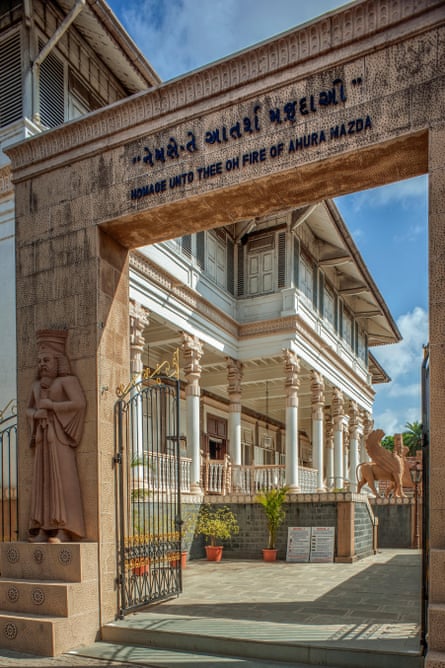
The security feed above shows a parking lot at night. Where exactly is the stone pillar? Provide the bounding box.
[311,370,325,492]
[324,407,334,490]
[332,388,345,489]
[226,357,243,466]
[129,301,149,486]
[182,333,203,494]
[349,401,362,493]
[284,349,300,493]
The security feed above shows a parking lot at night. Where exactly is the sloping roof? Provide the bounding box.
[299,200,401,348]
[56,0,161,92]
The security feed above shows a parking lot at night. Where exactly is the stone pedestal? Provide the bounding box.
[0,542,99,656]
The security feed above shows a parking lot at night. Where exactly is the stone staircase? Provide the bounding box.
[0,542,99,656]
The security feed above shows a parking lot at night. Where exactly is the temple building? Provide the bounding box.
[0,0,398,495]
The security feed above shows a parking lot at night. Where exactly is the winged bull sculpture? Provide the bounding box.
[356,429,414,498]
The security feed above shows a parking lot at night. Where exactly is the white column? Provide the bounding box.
[311,370,325,492]
[349,401,362,493]
[226,357,243,466]
[324,407,334,490]
[129,301,149,487]
[332,387,345,489]
[284,349,300,493]
[343,423,350,487]
[182,333,203,494]
[361,411,374,462]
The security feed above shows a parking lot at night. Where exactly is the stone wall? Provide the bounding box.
[354,501,375,557]
[370,498,414,549]
[183,493,375,562]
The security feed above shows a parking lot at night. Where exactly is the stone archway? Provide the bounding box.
[6,0,445,661]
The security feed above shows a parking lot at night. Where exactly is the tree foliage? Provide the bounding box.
[403,421,423,456]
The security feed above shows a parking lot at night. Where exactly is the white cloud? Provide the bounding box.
[374,405,420,435]
[342,175,427,214]
[112,1,349,80]
[386,382,421,399]
[374,307,428,379]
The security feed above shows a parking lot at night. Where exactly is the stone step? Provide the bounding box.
[0,578,95,617]
[0,610,99,656]
[102,612,424,668]
[70,640,327,668]
[0,542,98,582]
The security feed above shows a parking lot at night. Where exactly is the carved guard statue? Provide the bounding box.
[27,330,86,543]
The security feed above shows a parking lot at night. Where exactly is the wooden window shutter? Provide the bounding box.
[0,31,22,127]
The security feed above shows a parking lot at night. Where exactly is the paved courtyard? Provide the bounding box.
[0,549,422,667]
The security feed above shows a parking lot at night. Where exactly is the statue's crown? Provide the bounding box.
[36,329,68,355]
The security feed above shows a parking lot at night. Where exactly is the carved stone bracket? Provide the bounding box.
[182,333,203,397]
[226,357,243,412]
[283,349,300,407]
[129,300,150,376]
[311,370,325,420]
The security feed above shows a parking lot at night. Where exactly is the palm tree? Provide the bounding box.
[404,421,422,456]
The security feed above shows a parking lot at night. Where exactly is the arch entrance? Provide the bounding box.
[6,0,444,660]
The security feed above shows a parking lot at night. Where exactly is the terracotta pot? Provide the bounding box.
[132,563,150,575]
[262,548,278,562]
[205,545,223,561]
[181,551,187,569]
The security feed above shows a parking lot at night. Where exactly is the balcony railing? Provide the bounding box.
[133,452,319,497]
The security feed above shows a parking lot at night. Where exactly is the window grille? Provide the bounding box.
[39,43,64,128]
[0,30,22,127]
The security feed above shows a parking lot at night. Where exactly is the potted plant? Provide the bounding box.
[195,504,239,561]
[256,486,289,561]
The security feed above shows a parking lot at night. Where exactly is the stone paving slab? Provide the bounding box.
[0,549,423,667]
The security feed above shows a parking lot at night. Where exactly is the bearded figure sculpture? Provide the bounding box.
[26,330,86,543]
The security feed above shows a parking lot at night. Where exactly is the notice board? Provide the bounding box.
[286,526,335,563]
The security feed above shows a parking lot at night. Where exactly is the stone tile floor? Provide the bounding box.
[0,549,422,667]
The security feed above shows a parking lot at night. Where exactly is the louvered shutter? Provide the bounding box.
[39,44,65,128]
[0,31,22,127]
[278,231,286,288]
[227,237,234,295]
[237,244,244,296]
[197,231,205,268]
[182,235,192,259]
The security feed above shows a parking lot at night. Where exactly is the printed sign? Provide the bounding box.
[310,526,335,563]
[286,526,311,562]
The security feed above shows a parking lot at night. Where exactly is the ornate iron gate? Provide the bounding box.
[0,401,18,542]
[115,354,182,616]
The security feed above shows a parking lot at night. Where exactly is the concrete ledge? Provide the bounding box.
[426,650,445,668]
[429,603,445,652]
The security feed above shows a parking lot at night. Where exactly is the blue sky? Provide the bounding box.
[107,0,428,434]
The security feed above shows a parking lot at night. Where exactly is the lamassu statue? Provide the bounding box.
[27,330,86,543]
